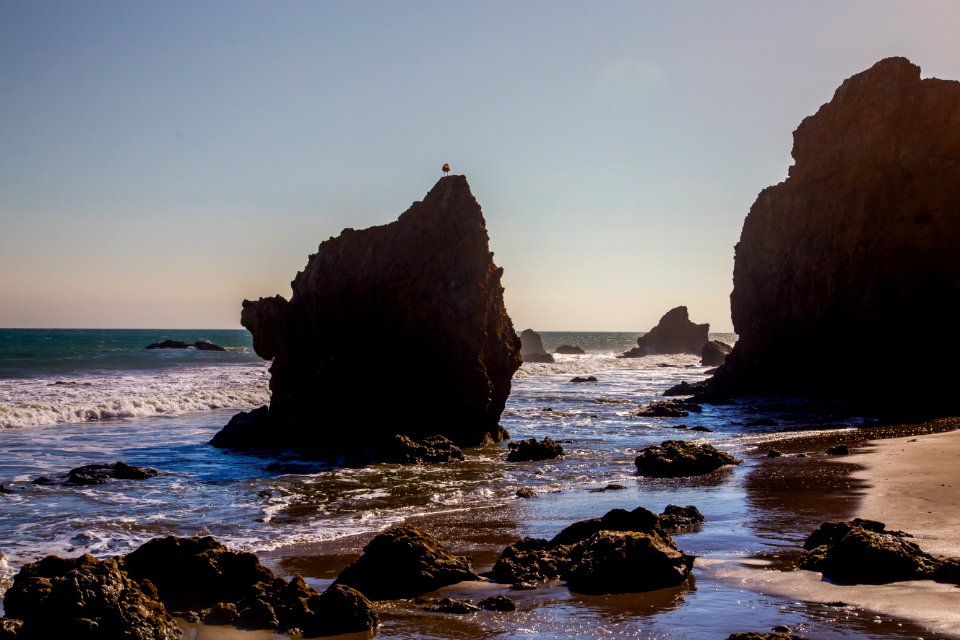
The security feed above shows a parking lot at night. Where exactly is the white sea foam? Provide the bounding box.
[513,352,704,378]
[0,363,270,429]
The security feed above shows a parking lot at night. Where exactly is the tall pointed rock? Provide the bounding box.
[213,176,521,455]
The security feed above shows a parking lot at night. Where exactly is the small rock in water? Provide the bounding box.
[66,462,160,485]
[418,597,479,614]
[516,487,536,498]
[507,438,563,462]
[767,449,783,458]
[657,504,705,530]
[479,595,516,611]
[31,477,52,485]
[589,483,625,493]
[555,345,585,354]
[635,440,741,477]
[689,426,712,432]
[772,626,792,633]
[569,376,598,383]
[0,484,11,495]
[826,444,850,456]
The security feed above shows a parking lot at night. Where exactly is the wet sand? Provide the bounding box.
[713,419,960,639]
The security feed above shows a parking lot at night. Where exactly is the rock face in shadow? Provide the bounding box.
[622,307,708,357]
[700,340,732,366]
[1,554,181,640]
[506,437,563,462]
[211,176,520,455]
[519,329,555,363]
[705,58,960,414]
[797,518,960,585]
[333,525,479,600]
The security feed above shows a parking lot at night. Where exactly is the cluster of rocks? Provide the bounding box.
[386,434,464,464]
[145,340,226,351]
[212,176,520,459]
[636,399,702,418]
[491,505,697,593]
[519,329,554,363]
[0,536,377,639]
[634,440,742,477]
[797,518,960,584]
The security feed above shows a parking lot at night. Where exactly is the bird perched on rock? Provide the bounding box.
[442,163,450,176]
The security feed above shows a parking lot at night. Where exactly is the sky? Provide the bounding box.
[2,1,959,331]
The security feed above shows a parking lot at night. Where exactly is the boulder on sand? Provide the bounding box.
[634,440,741,477]
[333,525,479,600]
[699,58,960,416]
[211,176,520,457]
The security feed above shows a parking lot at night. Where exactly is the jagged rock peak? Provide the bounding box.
[213,175,521,456]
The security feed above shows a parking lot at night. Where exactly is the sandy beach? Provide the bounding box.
[712,425,960,639]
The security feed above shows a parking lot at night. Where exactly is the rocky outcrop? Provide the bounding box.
[704,58,960,414]
[1,554,181,640]
[490,506,694,593]
[569,376,597,383]
[121,535,377,636]
[657,504,705,530]
[146,340,226,351]
[700,340,732,366]
[211,176,520,456]
[333,525,479,600]
[634,440,741,477]
[797,519,960,585]
[636,399,702,418]
[555,345,585,354]
[385,434,464,464]
[506,437,563,462]
[66,462,159,485]
[622,307,709,357]
[519,329,555,363]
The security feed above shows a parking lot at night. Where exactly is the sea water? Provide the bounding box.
[0,329,925,638]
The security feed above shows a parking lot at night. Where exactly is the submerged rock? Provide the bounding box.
[1,554,181,640]
[333,525,479,600]
[555,345,586,354]
[623,307,709,357]
[634,440,742,477]
[569,375,598,383]
[66,461,159,485]
[386,434,464,464]
[636,399,701,418]
[700,340,732,366]
[212,176,520,457]
[797,519,960,585]
[704,58,960,416]
[145,340,226,351]
[507,437,563,462]
[418,597,480,614]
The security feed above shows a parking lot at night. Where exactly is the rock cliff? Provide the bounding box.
[702,58,960,413]
[212,176,520,455]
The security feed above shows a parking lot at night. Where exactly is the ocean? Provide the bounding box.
[0,329,928,638]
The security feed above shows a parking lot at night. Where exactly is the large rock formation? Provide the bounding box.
[622,307,708,357]
[701,58,960,413]
[519,329,555,363]
[212,176,521,455]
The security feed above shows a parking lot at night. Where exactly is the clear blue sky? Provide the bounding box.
[2,1,958,330]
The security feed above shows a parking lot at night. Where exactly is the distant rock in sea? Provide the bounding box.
[555,344,585,354]
[211,176,520,457]
[621,307,708,357]
[519,328,555,363]
[694,57,960,415]
[145,339,226,351]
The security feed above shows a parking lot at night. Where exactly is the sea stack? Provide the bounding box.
[622,306,708,357]
[212,176,521,455]
[706,58,960,413]
[519,329,554,363]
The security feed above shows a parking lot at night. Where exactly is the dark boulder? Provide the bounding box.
[657,504,705,530]
[333,525,479,600]
[619,346,647,358]
[516,487,536,498]
[564,530,694,594]
[491,537,567,585]
[555,345,586,354]
[192,340,226,351]
[767,449,783,458]
[629,307,709,356]
[797,519,960,585]
[636,399,701,418]
[146,340,189,349]
[479,595,516,611]
[507,437,563,462]
[66,462,159,485]
[418,597,479,614]
[1,554,181,640]
[550,506,660,547]
[589,483,625,493]
[635,440,742,477]
[827,444,850,455]
[701,340,732,366]
[725,634,800,640]
[212,176,520,456]
[569,376,597,383]
[703,58,960,416]
[386,434,464,464]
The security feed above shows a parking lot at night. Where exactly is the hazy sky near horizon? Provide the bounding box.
[2,1,959,331]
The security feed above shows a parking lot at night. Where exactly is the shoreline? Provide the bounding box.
[710,420,960,639]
